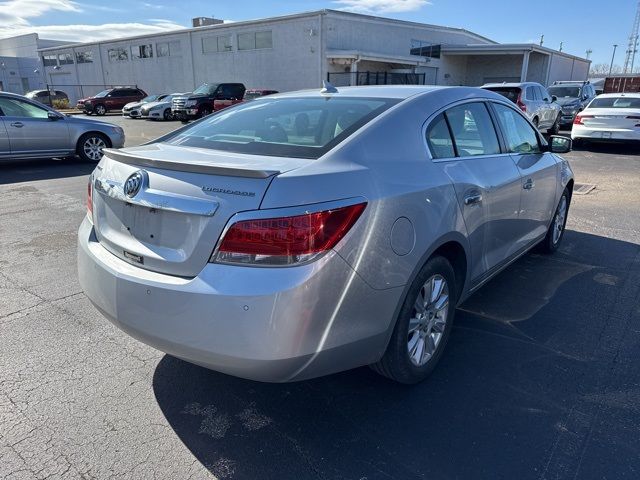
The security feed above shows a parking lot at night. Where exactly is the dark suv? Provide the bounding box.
[78,87,147,116]
[547,81,597,128]
[171,83,246,122]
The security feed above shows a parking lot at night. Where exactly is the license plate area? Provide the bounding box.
[601,131,612,139]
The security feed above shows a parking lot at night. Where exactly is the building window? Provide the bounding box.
[202,35,232,54]
[58,53,74,65]
[157,41,181,57]
[238,31,272,51]
[76,50,93,64]
[108,48,128,62]
[43,55,58,67]
[410,39,441,59]
[132,44,153,59]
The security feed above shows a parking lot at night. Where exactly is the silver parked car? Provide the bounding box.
[482,82,562,134]
[122,94,169,118]
[0,92,125,162]
[78,86,574,384]
[140,93,186,121]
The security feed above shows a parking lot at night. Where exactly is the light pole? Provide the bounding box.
[609,44,618,75]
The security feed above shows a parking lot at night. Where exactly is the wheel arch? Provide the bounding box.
[76,130,112,154]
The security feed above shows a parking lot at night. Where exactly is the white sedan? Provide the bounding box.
[571,93,640,145]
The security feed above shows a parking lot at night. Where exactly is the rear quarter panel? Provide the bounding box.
[260,91,471,293]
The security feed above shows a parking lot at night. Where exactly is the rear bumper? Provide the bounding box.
[77,218,400,382]
[571,125,640,142]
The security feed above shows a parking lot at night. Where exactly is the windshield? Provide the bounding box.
[548,86,580,98]
[485,87,520,103]
[161,96,399,159]
[193,83,219,95]
[588,96,640,108]
[141,95,160,103]
[94,90,110,98]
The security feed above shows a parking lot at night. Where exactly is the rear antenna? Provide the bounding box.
[321,80,338,94]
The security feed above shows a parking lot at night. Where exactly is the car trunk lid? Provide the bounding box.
[91,143,309,277]
[581,108,640,129]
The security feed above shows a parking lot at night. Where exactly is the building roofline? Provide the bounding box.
[442,43,590,63]
[38,9,497,53]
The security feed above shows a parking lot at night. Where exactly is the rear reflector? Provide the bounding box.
[87,180,93,222]
[214,202,367,266]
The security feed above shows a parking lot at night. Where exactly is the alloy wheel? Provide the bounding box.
[407,274,449,367]
[83,136,106,161]
[552,195,567,245]
[95,105,106,115]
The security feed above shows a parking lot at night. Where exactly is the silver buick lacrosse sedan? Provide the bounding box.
[78,85,574,384]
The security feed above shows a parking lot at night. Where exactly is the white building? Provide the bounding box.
[0,33,69,94]
[32,10,590,102]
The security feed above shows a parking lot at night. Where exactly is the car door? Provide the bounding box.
[0,116,10,159]
[426,101,523,282]
[490,101,559,248]
[539,86,558,127]
[0,96,70,156]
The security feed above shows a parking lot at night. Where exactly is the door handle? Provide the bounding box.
[523,179,535,190]
[464,193,483,205]
[10,122,23,128]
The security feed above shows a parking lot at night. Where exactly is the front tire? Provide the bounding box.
[77,132,110,162]
[371,256,457,384]
[94,104,107,116]
[163,109,172,121]
[200,106,212,118]
[539,188,570,253]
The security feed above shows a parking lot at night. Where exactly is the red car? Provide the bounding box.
[78,87,147,116]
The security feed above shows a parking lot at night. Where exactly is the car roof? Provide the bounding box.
[593,92,640,98]
[481,82,541,88]
[271,85,450,100]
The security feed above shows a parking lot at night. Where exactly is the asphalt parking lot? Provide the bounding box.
[1,116,639,479]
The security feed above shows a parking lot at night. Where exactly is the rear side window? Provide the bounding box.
[445,103,500,157]
[426,113,455,159]
[492,103,541,154]
[162,96,399,159]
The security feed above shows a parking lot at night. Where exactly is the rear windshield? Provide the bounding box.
[548,86,580,98]
[588,97,640,108]
[161,97,399,159]
[485,87,520,103]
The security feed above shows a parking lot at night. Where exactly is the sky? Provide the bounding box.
[0,0,637,68]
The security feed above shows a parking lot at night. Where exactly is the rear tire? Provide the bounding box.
[77,132,110,162]
[539,188,570,254]
[371,256,457,384]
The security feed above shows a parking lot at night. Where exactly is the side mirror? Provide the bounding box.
[551,95,558,102]
[47,111,63,121]
[549,135,572,154]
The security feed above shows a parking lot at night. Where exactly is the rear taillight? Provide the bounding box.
[86,180,93,222]
[626,115,640,127]
[573,114,593,125]
[516,92,526,112]
[213,202,367,266]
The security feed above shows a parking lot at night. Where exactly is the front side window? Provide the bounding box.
[538,86,550,101]
[0,98,49,118]
[161,97,399,159]
[426,113,454,159]
[445,103,500,157]
[493,103,541,154]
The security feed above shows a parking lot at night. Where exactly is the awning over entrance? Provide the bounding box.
[326,49,431,67]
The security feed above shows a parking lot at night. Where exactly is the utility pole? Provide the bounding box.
[559,42,563,52]
[539,34,544,46]
[623,1,640,73]
[609,44,618,75]
[585,49,593,60]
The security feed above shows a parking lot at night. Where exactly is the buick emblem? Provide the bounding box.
[124,171,144,198]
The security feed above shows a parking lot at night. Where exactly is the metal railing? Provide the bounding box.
[327,72,426,87]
